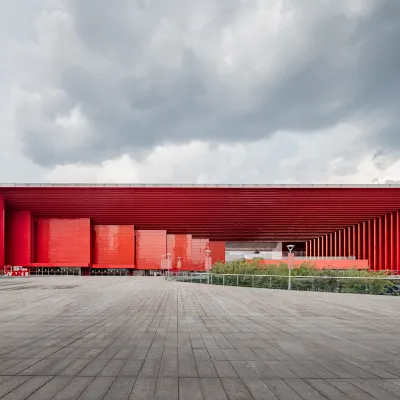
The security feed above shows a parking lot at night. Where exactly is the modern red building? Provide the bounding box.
[0,184,399,275]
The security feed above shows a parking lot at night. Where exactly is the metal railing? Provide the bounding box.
[166,273,400,295]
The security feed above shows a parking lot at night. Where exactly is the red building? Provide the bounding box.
[0,184,399,275]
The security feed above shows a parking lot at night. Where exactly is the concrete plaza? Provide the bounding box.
[1,277,400,399]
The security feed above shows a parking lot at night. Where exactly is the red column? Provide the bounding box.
[379,216,384,270]
[343,228,347,257]
[0,196,4,268]
[362,221,367,260]
[317,237,320,257]
[368,219,374,270]
[305,241,308,257]
[397,211,400,273]
[338,230,342,257]
[384,214,389,270]
[330,233,333,257]
[390,212,395,272]
[348,226,352,257]
[321,236,324,257]
[396,211,400,272]
[325,235,329,257]
[374,218,378,270]
[6,210,32,266]
[352,225,356,259]
[334,231,337,257]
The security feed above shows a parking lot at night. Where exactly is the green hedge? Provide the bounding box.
[208,260,399,295]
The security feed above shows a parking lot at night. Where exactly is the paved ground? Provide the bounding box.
[1,277,400,400]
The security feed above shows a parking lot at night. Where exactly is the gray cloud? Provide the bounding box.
[6,0,400,168]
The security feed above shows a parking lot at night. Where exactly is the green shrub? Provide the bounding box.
[209,260,398,295]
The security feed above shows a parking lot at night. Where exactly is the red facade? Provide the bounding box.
[167,234,192,270]
[209,241,226,264]
[190,238,209,270]
[93,225,135,266]
[35,218,91,266]
[1,184,400,272]
[136,230,167,270]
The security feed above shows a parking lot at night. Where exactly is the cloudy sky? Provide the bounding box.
[1,0,399,184]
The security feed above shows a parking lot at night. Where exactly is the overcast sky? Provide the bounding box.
[1,0,399,184]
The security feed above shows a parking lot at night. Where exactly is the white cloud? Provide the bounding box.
[0,0,398,185]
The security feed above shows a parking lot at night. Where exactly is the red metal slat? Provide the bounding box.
[2,187,400,241]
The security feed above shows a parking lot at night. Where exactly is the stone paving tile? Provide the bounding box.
[0,376,52,400]
[129,377,156,400]
[25,376,73,400]
[2,276,400,399]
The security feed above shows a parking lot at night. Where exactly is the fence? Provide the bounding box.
[166,272,400,296]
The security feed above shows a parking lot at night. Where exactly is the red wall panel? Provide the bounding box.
[35,218,90,265]
[93,225,135,266]
[190,238,209,270]
[167,234,192,270]
[209,241,226,264]
[6,210,32,266]
[136,230,166,269]
[0,197,4,267]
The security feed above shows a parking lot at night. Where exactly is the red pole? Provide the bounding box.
[317,237,320,257]
[325,234,329,257]
[397,211,400,273]
[338,230,342,257]
[334,231,337,257]
[321,236,324,257]
[368,219,373,270]
[390,212,394,272]
[374,218,378,271]
[348,226,352,257]
[379,216,384,270]
[343,228,347,257]
[363,221,367,260]
[330,233,333,257]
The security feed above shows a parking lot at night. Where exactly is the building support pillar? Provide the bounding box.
[390,212,395,272]
[363,221,368,261]
[0,196,4,268]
